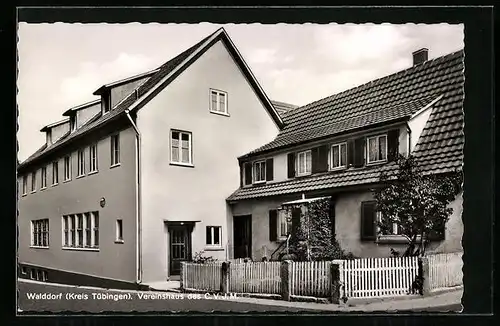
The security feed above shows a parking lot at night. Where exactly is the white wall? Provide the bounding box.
[408,105,434,152]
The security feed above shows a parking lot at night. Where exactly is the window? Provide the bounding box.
[253,161,266,183]
[205,226,222,247]
[376,211,401,236]
[209,89,228,115]
[64,155,71,181]
[89,143,98,173]
[62,211,99,249]
[170,130,192,165]
[31,171,36,192]
[31,219,49,247]
[77,149,85,176]
[297,150,312,176]
[102,93,111,114]
[111,134,120,166]
[52,161,59,185]
[116,219,123,242]
[70,116,77,132]
[278,210,289,239]
[40,166,47,189]
[331,142,348,170]
[22,175,28,195]
[367,134,388,164]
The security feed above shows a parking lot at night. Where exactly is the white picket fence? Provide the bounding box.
[181,262,222,292]
[427,251,463,291]
[342,257,419,299]
[228,261,281,294]
[290,261,331,297]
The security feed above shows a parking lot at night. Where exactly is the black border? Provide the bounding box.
[3,4,495,326]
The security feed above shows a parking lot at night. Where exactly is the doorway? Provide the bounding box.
[168,224,192,276]
[233,215,252,259]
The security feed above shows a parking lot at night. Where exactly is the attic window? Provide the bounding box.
[102,92,111,114]
[46,130,52,144]
[70,116,77,132]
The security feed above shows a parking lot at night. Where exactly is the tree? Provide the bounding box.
[372,154,462,257]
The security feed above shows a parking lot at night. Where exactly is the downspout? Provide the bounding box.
[125,108,142,284]
[406,122,412,155]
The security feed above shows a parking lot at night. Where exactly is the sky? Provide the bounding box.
[17,23,464,162]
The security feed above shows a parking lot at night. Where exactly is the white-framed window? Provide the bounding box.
[253,160,266,183]
[64,155,72,181]
[170,130,193,165]
[31,219,49,247]
[209,89,228,115]
[205,226,222,247]
[331,142,348,170]
[278,210,289,240]
[376,211,401,236]
[77,149,85,176]
[40,166,47,189]
[89,143,98,173]
[62,211,99,249]
[111,134,120,166]
[52,161,59,185]
[367,134,388,164]
[116,219,123,242]
[297,150,312,176]
[31,171,36,192]
[22,175,28,195]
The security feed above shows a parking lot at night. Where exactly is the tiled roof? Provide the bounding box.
[228,49,464,201]
[271,100,298,116]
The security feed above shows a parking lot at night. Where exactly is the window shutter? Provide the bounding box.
[287,153,295,178]
[317,145,329,172]
[266,158,274,181]
[347,140,355,167]
[360,201,377,241]
[205,226,211,245]
[354,137,365,168]
[239,162,243,187]
[387,129,400,161]
[269,210,278,241]
[311,147,319,173]
[244,162,252,185]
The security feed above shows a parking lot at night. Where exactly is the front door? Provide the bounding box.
[233,215,252,259]
[168,225,192,276]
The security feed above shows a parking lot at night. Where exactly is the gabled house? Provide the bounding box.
[227,48,464,261]
[17,27,284,287]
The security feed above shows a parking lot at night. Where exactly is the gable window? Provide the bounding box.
[111,134,120,166]
[209,89,228,115]
[64,155,72,181]
[52,161,59,185]
[89,143,98,173]
[206,226,222,247]
[22,175,28,195]
[170,130,192,165]
[116,219,123,242]
[331,142,347,170]
[62,211,99,249]
[31,171,36,192]
[31,219,49,248]
[367,134,387,164]
[40,166,47,189]
[253,160,266,183]
[297,150,312,176]
[77,149,85,177]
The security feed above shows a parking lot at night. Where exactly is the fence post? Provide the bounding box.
[179,262,185,292]
[418,256,431,296]
[221,261,230,293]
[280,260,292,301]
[329,261,342,304]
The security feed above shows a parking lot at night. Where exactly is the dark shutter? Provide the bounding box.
[387,129,400,161]
[266,158,274,181]
[318,145,329,172]
[354,137,365,168]
[239,162,243,187]
[360,201,377,241]
[287,153,295,178]
[347,140,355,167]
[311,147,319,173]
[269,210,278,241]
[244,163,252,185]
[206,226,211,245]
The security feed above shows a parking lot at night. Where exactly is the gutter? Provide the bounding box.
[124,109,142,284]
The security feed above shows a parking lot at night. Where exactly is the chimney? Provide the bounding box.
[412,48,428,66]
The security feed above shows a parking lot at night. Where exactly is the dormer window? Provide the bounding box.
[46,130,52,145]
[102,92,111,114]
[70,116,77,132]
[367,134,388,164]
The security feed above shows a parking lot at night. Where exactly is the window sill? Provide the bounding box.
[209,110,230,117]
[376,235,416,244]
[170,162,194,168]
[330,166,347,172]
[366,160,387,167]
[204,246,224,251]
[30,246,49,249]
[63,179,71,183]
[296,172,312,178]
[22,193,27,197]
[253,180,266,185]
[76,174,86,179]
[40,187,47,191]
[115,240,124,244]
[88,170,99,176]
[277,237,288,242]
[62,247,100,252]
[110,163,121,169]
[51,183,58,187]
